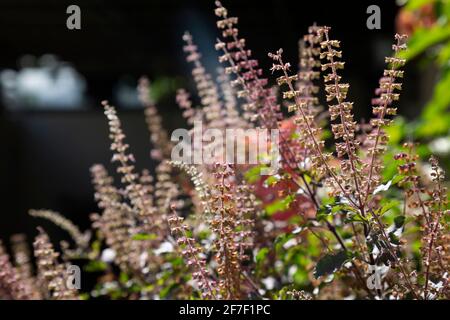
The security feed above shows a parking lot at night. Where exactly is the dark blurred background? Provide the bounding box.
[1,0,430,242]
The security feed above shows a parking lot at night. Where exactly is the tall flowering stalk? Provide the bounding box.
[138,76,172,161]
[168,206,218,299]
[154,161,179,214]
[29,209,90,250]
[318,27,363,206]
[217,67,249,129]
[293,25,324,168]
[102,101,159,235]
[170,161,213,215]
[269,28,419,298]
[215,1,328,191]
[170,161,256,299]
[362,34,408,202]
[176,88,203,125]
[182,32,224,130]
[1,0,449,301]
[268,47,348,201]
[0,241,34,300]
[9,234,41,299]
[395,147,449,299]
[235,183,256,263]
[33,228,79,300]
[214,1,304,173]
[422,157,448,299]
[214,1,281,130]
[90,164,137,273]
[210,164,243,299]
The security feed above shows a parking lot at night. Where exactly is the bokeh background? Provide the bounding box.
[0,0,447,242]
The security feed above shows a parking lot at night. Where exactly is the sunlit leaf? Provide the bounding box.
[244,164,266,183]
[377,200,400,216]
[256,248,270,264]
[314,250,352,278]
[391,174,406,186]
[132,233,158,241]
[405,0,434,11]
[265,194,295,215]
[418,70,450,137]
[399,25,450,61]
[84,260,107,272]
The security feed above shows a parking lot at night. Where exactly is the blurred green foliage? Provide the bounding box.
[398,0,450,138]
[149,76,184,103]
[394,0,450,172]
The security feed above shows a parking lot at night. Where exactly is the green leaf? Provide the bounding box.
[255,248,270,264]
[244,165,266,183]
[265,194,295,215]
[316,205,332,221]
[443,0,450,23]
[303,174,312,185]
[291,131,300,140]
[84,260,107,272]
[394,215,406,229]
[344,212,368,224]
[132,233,158,241]
[405,0,434,11]
[389,232,401,245]
[148,76,183,103]
[314,250,352,278]
[274,233,294,252]
[317,203,356,222]
[79,293,90,300]
[385,117,405,145]
[159,283,178,298]
[399,25,450,61]
[90,239,102,256]
[264,175,280,187]
[119,272,129,284]
[391,174,406,186]
[377,200,400,216]
[418,70,450,137]
[170,256,184,267]
[321,129,332,140]
[437,41,450,65]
